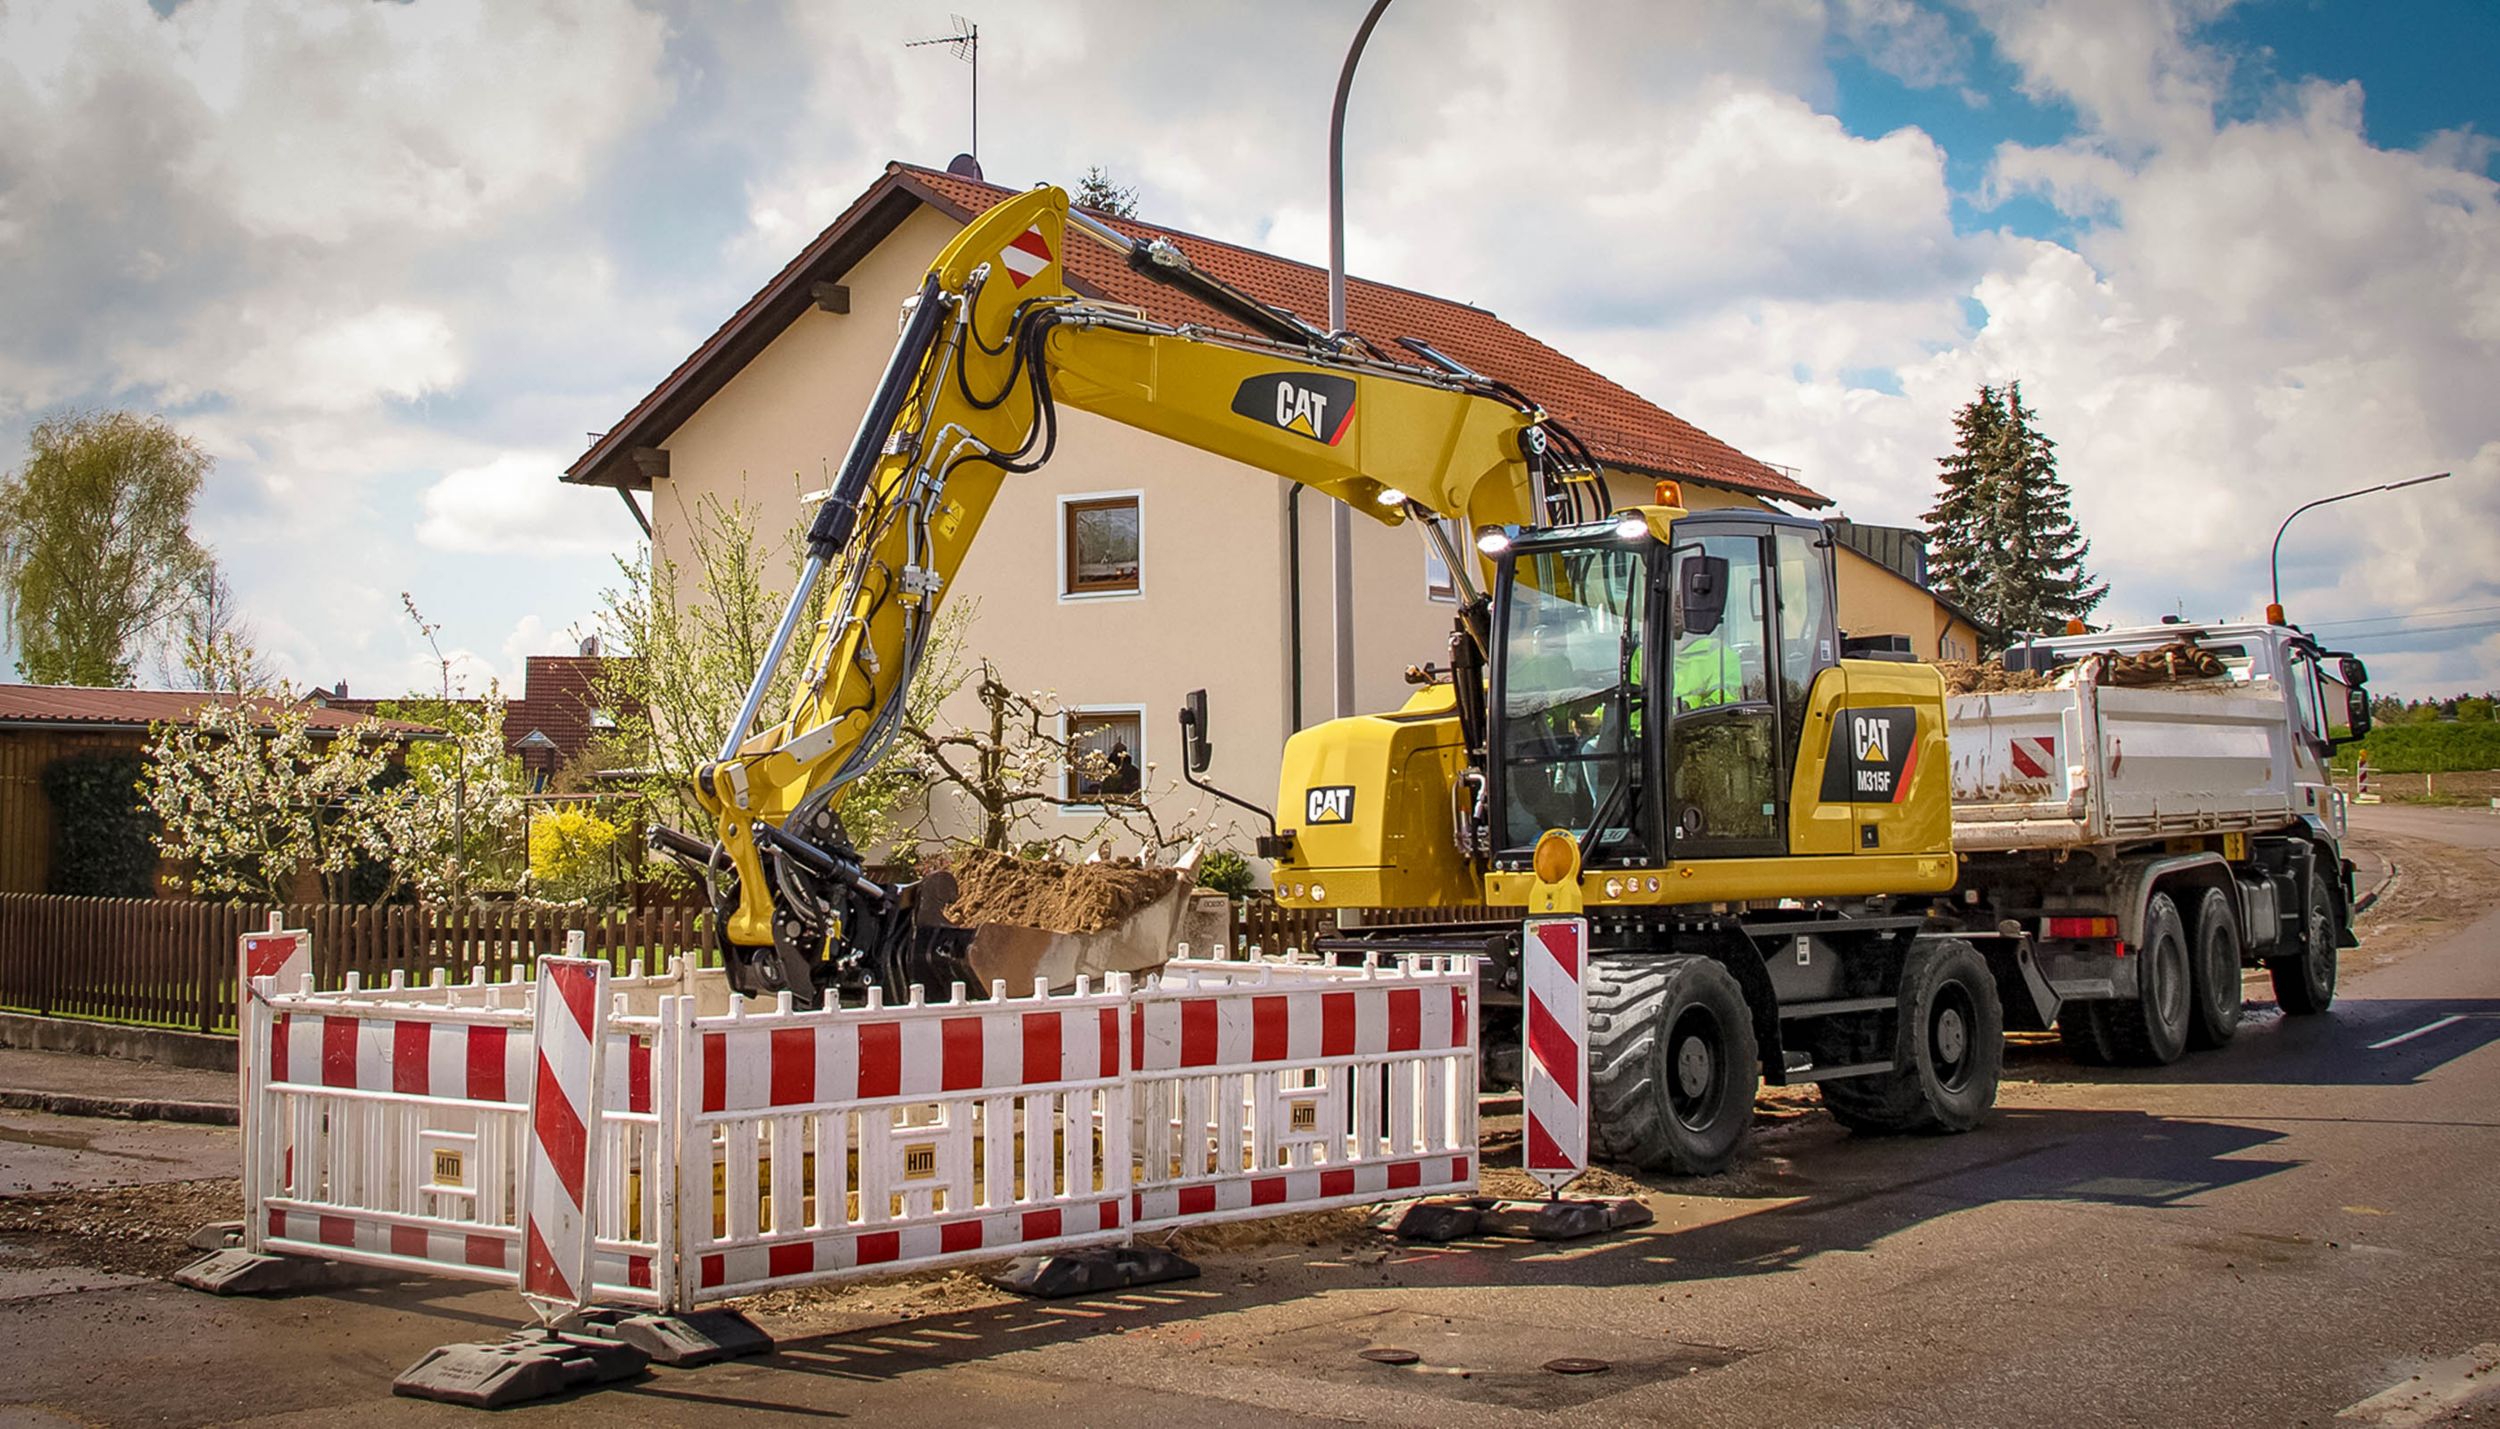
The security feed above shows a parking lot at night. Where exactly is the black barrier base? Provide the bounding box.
[573,1307,774,1366]
[393,1329,649,1408]
[171,1248,401,1295]
[1374,1195,1654,1243]
[990,1245,1200,1299]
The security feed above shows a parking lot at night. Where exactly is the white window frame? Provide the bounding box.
[1058,489,1145,602]
[1059,702,1148,813]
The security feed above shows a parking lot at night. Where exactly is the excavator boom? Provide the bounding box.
[668,185,1605,1001]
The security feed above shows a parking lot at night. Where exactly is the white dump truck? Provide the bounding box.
[1933,620,2374,1064]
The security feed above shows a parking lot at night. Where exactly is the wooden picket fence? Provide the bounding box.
[0,894,712,1036]
[0,890,1513,1037]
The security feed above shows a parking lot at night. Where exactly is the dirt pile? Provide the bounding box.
[1938,660,2059,694]
[0,1176,241,1278]
[942,848,1184,934]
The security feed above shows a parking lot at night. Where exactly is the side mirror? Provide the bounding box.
[1179,688,1213,774]
[2339,655,2369,687]
[1677,554,1729,638]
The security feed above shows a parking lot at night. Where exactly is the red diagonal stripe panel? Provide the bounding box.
[550,962,597,1036]
[1534,922,1582,980]
[532,1056,589,1207]
[523,1223,572,1300]
[1526,999,1581,1103]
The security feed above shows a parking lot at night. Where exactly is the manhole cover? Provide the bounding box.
[1359,1348,1420,1366]
[1544,1357,1611,1376]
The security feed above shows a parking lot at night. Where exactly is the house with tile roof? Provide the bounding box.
[562,160,1950,856]
[0,685,437,896]
[314,650,625,790]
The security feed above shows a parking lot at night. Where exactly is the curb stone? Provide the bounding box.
[0,1088,238,1126]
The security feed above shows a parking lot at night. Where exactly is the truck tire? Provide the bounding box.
[2058,1002,2116,1066]
[2187,886,2244,1050]
[1586,954,1758,1176]
[2268,867,2340,1015]
[1820,938,2002,1135]
[2103,892,2191,1065]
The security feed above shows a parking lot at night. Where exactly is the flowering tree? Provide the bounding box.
[142,695,397,903]
[361,691,525,903]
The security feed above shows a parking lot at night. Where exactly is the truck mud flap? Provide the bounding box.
[1987,937,2062,1033]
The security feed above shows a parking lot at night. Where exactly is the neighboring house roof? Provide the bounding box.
[504,655,615,765]
[565,161,1827,508]
[0,685,437,736]
[1826,518,1997,641]
[310,654,623,765]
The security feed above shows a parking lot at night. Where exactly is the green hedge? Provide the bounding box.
[2334,720,2500,774]
[40,752,158,898]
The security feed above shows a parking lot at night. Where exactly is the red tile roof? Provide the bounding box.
[568,161,1825,508]
[0,685,438,736]
[504,655,615,765]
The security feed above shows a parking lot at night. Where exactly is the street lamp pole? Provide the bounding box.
[2267,471,2452,624]
[1326,0,1392,720]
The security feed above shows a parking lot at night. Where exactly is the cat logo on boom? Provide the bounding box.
[1232,373,1357,447]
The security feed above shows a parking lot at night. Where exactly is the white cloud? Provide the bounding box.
[419,451,616,555]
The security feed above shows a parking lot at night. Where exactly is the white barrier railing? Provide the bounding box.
[672,977,1134,1304]
[238,948,1477,1319]
[1129,955,1477,1230]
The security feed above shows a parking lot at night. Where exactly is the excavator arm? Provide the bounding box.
[667,185,1607,1001]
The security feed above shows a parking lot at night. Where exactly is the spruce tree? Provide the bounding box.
[1920,381,2105,643]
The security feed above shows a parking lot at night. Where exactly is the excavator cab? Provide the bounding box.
[1272,503,1949,911]
[1486,507,1835,873]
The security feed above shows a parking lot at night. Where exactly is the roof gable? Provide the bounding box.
[568,161,1825,507]
[0,685,438,736]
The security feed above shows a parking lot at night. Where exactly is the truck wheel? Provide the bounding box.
[1586,954,1758,1175]
[2187,886,2244,1050]
[2057,1002,2116,1066]
[1820,938,2002,1135]
[2268,868,2340,1015]
[2103,892,2191,1065]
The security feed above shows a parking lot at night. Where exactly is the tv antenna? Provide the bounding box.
[905,15,980,162]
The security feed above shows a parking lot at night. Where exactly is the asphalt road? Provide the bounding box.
[3,806,2497,1427]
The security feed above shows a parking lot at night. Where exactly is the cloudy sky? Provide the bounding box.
[2,0,2495,697]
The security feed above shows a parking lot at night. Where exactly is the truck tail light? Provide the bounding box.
[2043,916,2118,941]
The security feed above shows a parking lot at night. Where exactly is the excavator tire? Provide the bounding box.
[1820,938,2001,1135]
[2103,892,2192,1065]
[1586,954,1758,1176]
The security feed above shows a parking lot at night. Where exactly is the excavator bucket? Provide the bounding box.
[912,846,1208,994]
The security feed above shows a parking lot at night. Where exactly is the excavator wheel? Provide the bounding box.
[1820,937,2002,1135]
[1586,954,1758,1176]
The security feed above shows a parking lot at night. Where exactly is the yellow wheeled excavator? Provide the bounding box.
[656,183,2016,1175]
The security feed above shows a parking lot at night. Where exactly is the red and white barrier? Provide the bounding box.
[672,976,1133,1304]
[1521,917,1588,1195]
[237,948,1479,1318]
[1129,954,1476,1230]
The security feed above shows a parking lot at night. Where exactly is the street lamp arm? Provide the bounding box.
[2269,471,2452,619]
